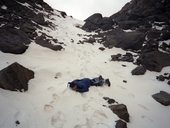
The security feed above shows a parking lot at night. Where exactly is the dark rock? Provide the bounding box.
[103,29,145,50]
[111,54,122,61]
[156,75,165,81]
[15,120,20,126]
[98,17,114,31]
[0,62,34,92]
[0,27,30,54]
[115,120,127,128]
[99,47,105,51]
[141,40,158,53]
[161,31,170,40]
[121,53,134,62]
[103,97,110,101]
[82,13,103,31]
[109,104,130,122]
[111,0,170,22]
[83,37,96,44]
[137,51,170,72]
[168,81,170,85]
[108,99,115,104]
[123,80,127,83]
[60,11,67,18]
[152,91,170,106]
[82,13,115,31]
[111,53,134,62]
[118,20,141,30]
[32,13,46,25]
[131,66,146,75]
[122,65,127,67]
[147,29,161,40]
[35,35,63,51]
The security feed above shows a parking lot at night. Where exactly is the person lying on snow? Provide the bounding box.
[68,75,110,93]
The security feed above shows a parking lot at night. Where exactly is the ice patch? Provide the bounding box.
[1,5,7,10]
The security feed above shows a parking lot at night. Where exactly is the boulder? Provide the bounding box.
[109,104,130,122]
[152,91,170,106]
[0,27,30,54]
[103,29,145,50]
[82,13,114,31]
[0,62,34,91]
[156,75,165,81]
[111,53,134,62]
[137,51,170,72]
[115,120,127,128]
[99,47,105,51]
[131,66,146,75]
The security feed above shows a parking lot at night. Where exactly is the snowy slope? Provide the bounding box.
[0,9,170,128]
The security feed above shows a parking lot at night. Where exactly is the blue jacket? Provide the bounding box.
[71,78,92,92]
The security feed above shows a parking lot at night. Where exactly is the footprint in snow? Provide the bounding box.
[50,93,60,104]
[47,86,56,92]
[51,112,66,128]
[44,104,54,112]
[54,72,62,79]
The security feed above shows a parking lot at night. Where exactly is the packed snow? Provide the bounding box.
[0,10,170,128]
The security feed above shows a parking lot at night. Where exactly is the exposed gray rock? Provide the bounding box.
[0,62,34,92]
[115,120,127,128]
[35,34,63,51]
[156,75,165,81]
[0,27,30,54]
[137,51,170,72]
[82,13,115,31]
[152,91,170,106]
[131,66,146,75]
[103,29,145,50]
[109,104,130,122]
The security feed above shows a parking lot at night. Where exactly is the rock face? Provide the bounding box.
[137,51,170,72]
[109,104,130,122]
[111,53,134,62]
[0,0,64,54]
[82,13,115,31]
[111,0,170,23]
[0,62,34,91]
[152,91,170,106]
[101,28,145,50]
[0,28,30,54]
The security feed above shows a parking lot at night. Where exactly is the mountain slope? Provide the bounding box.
[0,0,170,128]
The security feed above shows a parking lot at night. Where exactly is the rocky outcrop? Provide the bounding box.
[152,91,170,106]
[111,53,134,62]
[0,62,34,92]
[82,13,115,31]
[0,27,30,54]
[137,51,170,72]
[82,0,170,72]
[0,0,65,54]
[111,0,170,23]
[101,29,145,50]
[35,34,63,51]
